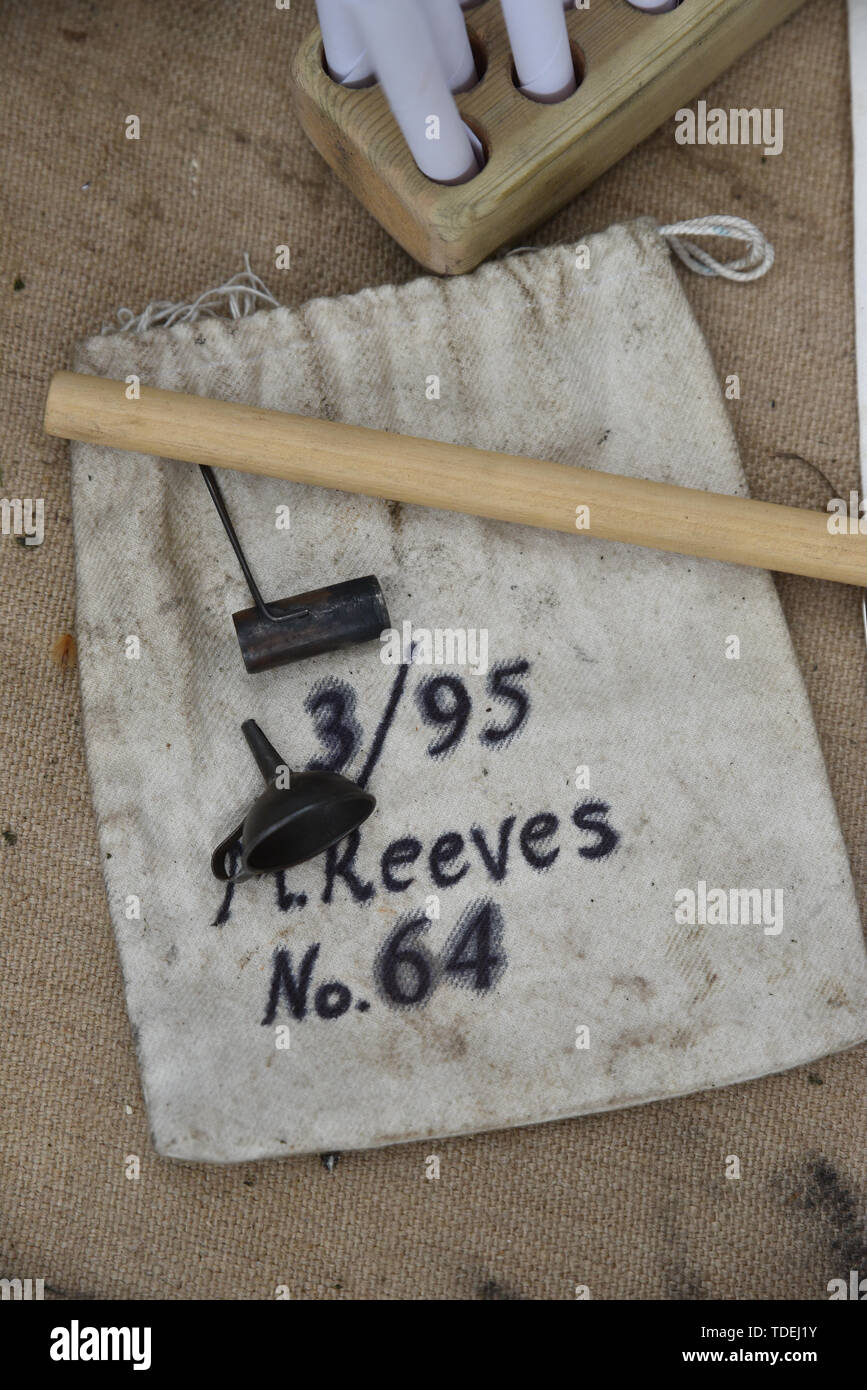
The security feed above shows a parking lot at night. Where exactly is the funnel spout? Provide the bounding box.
[241,719,287,783]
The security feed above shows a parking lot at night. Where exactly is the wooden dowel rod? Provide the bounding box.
[44,370,867,587]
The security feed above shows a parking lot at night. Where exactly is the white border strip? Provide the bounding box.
[849,0,867,496]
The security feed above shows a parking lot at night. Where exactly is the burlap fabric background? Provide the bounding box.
[1,0,864,1299]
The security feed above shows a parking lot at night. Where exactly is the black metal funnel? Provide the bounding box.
[200,465,389,673]
[211,720,375,884]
